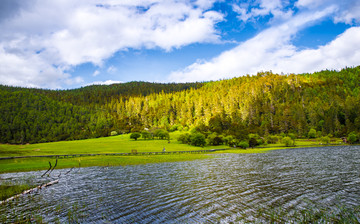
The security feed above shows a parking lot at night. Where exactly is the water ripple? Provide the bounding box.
[0,146,359,223]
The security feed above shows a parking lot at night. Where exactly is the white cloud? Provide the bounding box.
[0,0,223,88]
[274,27,360,73]
[169,6,360,82]
[0,44,83,89]
[92,70,100,77]
[296,0,360,24]
[107,66,118,74]
[86,80,123,86]
[232,0,293,23]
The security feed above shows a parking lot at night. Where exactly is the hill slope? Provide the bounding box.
[1,67,360,144]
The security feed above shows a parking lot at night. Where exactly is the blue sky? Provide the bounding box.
[0,0,359,89]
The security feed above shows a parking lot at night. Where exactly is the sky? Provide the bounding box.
[0,0,360,89]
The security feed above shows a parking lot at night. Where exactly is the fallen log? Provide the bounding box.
[0,179,59,205]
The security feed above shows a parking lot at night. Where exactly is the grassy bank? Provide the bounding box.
[0,132,225,173]
[0,132,226,158]
[0,184,36,201]
[0,132,344,174]
[0,154,212,173]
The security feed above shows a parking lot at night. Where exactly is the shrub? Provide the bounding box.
[257,138,264,145]
[248,133,260,139]
[320,136,330,144]
[237,141,249,149]
[169,124,183,132]
[249,138,258,148]
[288,133,296,140]
[154,129,170,140]
[282,136,294,147]
[207,133,223,146]
[308,128,316,138]
[347,132,357,144]
[316,131,322,138]
[130,132,141,141]
[267,135,278,144]
[110,131,118,136]
[223,135,235,147]
[190,133,206,147]
[177,133,191,144]
[141,130,152,140]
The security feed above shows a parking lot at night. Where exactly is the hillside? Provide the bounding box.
[1,67,360,144]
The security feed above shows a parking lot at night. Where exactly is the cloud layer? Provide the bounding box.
[1,0,360,88]
[169,0,360,82]
[0,0,222,88]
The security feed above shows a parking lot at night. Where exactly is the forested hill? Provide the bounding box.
[1,66,360,144]
[0,81,205,106]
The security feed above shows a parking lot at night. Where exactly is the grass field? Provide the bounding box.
[0,132,225,173]
[0,134,349,202]
[0,132,343,174]
[0,132,225,158]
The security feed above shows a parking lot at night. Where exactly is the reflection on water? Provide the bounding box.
[1,146,360,223]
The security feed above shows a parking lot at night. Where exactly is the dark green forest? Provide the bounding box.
[1,67,360,144]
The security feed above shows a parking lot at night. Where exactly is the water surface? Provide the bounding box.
[1,146,359,223]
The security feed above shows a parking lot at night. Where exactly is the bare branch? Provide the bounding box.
[48,159,58,176]
[65,167,74,175]
[41,161,52,177]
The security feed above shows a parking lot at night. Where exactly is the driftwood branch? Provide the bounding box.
[0,179,59,205]
[40,159,58,177]
[48,158,58,176]
[65,167,74,175]
[0,160,77,204]
[41,161,52,177]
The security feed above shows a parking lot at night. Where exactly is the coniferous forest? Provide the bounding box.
[1,67,360,144]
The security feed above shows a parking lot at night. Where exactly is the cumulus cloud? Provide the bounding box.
[85,80,123,86]
[0,0,223,88]
[296,0,360,24]
[0,44,83,89]
[169,2,360,82]
[92,70,100,77]
[232,0,293,23]
[107,66,118,74]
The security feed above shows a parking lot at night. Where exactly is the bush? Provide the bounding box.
[207,133,223,146]
[223,135,235,147]
[266,135,278,144]
[141,130,152,140]
[169,124,183,132]
[282,136,294,147]
[249,138,258,148]
[130,132,141,141]
[190,133,206,147]
[288,133,296,140]
[177,133,191,144]
[320,136,330,144]
[316,131,322,138]
[110,131,118,136]
[308,128,316,138]
[248,133,260,139]
[237,141,249,149]
[154,129,170,140]
[347,132,357,144]
[257,138,264,145]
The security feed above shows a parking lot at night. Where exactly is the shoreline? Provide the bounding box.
[1,144,355,174]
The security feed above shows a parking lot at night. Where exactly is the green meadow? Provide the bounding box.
[0,132,226,157]
[0,132,224,173]
[0,132,336,174]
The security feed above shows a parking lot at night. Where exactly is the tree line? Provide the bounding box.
[1,66,360,144]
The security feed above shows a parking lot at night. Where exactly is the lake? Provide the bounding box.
[1,146,360,223]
